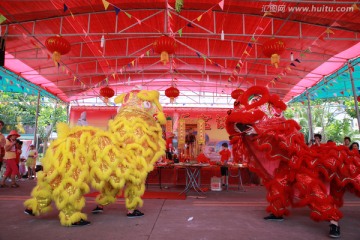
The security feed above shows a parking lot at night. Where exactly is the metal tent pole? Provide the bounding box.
[34,91,40,148]
[348,61,360,132]
[306,91,314,143]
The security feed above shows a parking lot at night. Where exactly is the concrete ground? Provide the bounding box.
[0,180,359,240]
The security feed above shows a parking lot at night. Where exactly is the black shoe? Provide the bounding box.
[71,219,91,227]
[91,205,104,214]
[24,209,35,216]
[329,224,340,238]
[127,209,144,218]
[263,213,284,221]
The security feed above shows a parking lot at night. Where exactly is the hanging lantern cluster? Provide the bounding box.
[100,86,115,104]
[153,36,177,65]
[165,86,180,103]
[231,88,244,100]
[262,38,286,68]
[45,36,71,66]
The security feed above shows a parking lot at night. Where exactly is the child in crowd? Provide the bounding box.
[26,144,38,179]
[218,142,231,188]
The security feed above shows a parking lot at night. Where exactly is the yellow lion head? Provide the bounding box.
[114,90,166,125]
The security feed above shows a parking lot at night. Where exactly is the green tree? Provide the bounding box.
[285,98,359,144]
[0,92,67,152]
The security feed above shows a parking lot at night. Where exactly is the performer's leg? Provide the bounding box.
[295,171,342,238]
[95,181,120,207]
[124,181,146,217]
[24,171,53,216]
[264,168,292,219]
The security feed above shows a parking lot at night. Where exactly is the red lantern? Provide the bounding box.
[153,36,177,65]
[100,86,115,104]
[262,38,286,68]
[165,86,180,103]
[45,36,71,66]
[357,96,360,102]
[231,89,244,100]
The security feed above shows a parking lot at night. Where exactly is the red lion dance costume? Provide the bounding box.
[226,86,360,238]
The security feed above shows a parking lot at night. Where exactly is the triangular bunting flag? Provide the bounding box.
[102,0,110,10]
[146,50,150,56]
[114,7,121,15]
[352,3,360,11]
[250,37,256,42]
[197,15,202,21]
[135,17,141,25]
[167,3,174,10]
[196,52,201,57]
[64,4,68,12]
[218,0,224,10]
[187,22,194,28]
[331,21,341,27]
[178,28,183,37]
[168,11,172,19]
[125,11,132,18]
[243,50,250,56]
[248,43,252,48]
[324,28,334,34]
[0,15,6,24]
[263,12,273,17]
[340,91,344,95]
[290,63,296,67]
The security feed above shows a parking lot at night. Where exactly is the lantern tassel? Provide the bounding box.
[271,54,280,68]
[160,51,169,64]
[170,97,175,103]
[52,51,61,66]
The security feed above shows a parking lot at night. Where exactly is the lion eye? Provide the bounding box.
[143,101,151,108]
[249,95,261,105]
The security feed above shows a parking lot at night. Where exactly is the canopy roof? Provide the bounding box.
[1,0,360,105]
[290,57,360,103]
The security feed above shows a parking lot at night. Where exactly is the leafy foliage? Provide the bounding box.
[0,92,67,147]
[285,98,359,144]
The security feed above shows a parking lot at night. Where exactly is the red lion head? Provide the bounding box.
[226,86,287,137]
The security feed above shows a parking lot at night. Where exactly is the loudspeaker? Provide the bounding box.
[0,37,5,67]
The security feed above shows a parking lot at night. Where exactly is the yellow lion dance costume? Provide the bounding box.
[24,89,166,226]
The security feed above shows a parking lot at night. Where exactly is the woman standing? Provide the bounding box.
[0,130,21,188]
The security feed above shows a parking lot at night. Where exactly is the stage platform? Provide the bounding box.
[1,179,360,240]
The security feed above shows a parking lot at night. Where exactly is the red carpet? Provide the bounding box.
[84,191,186,200]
